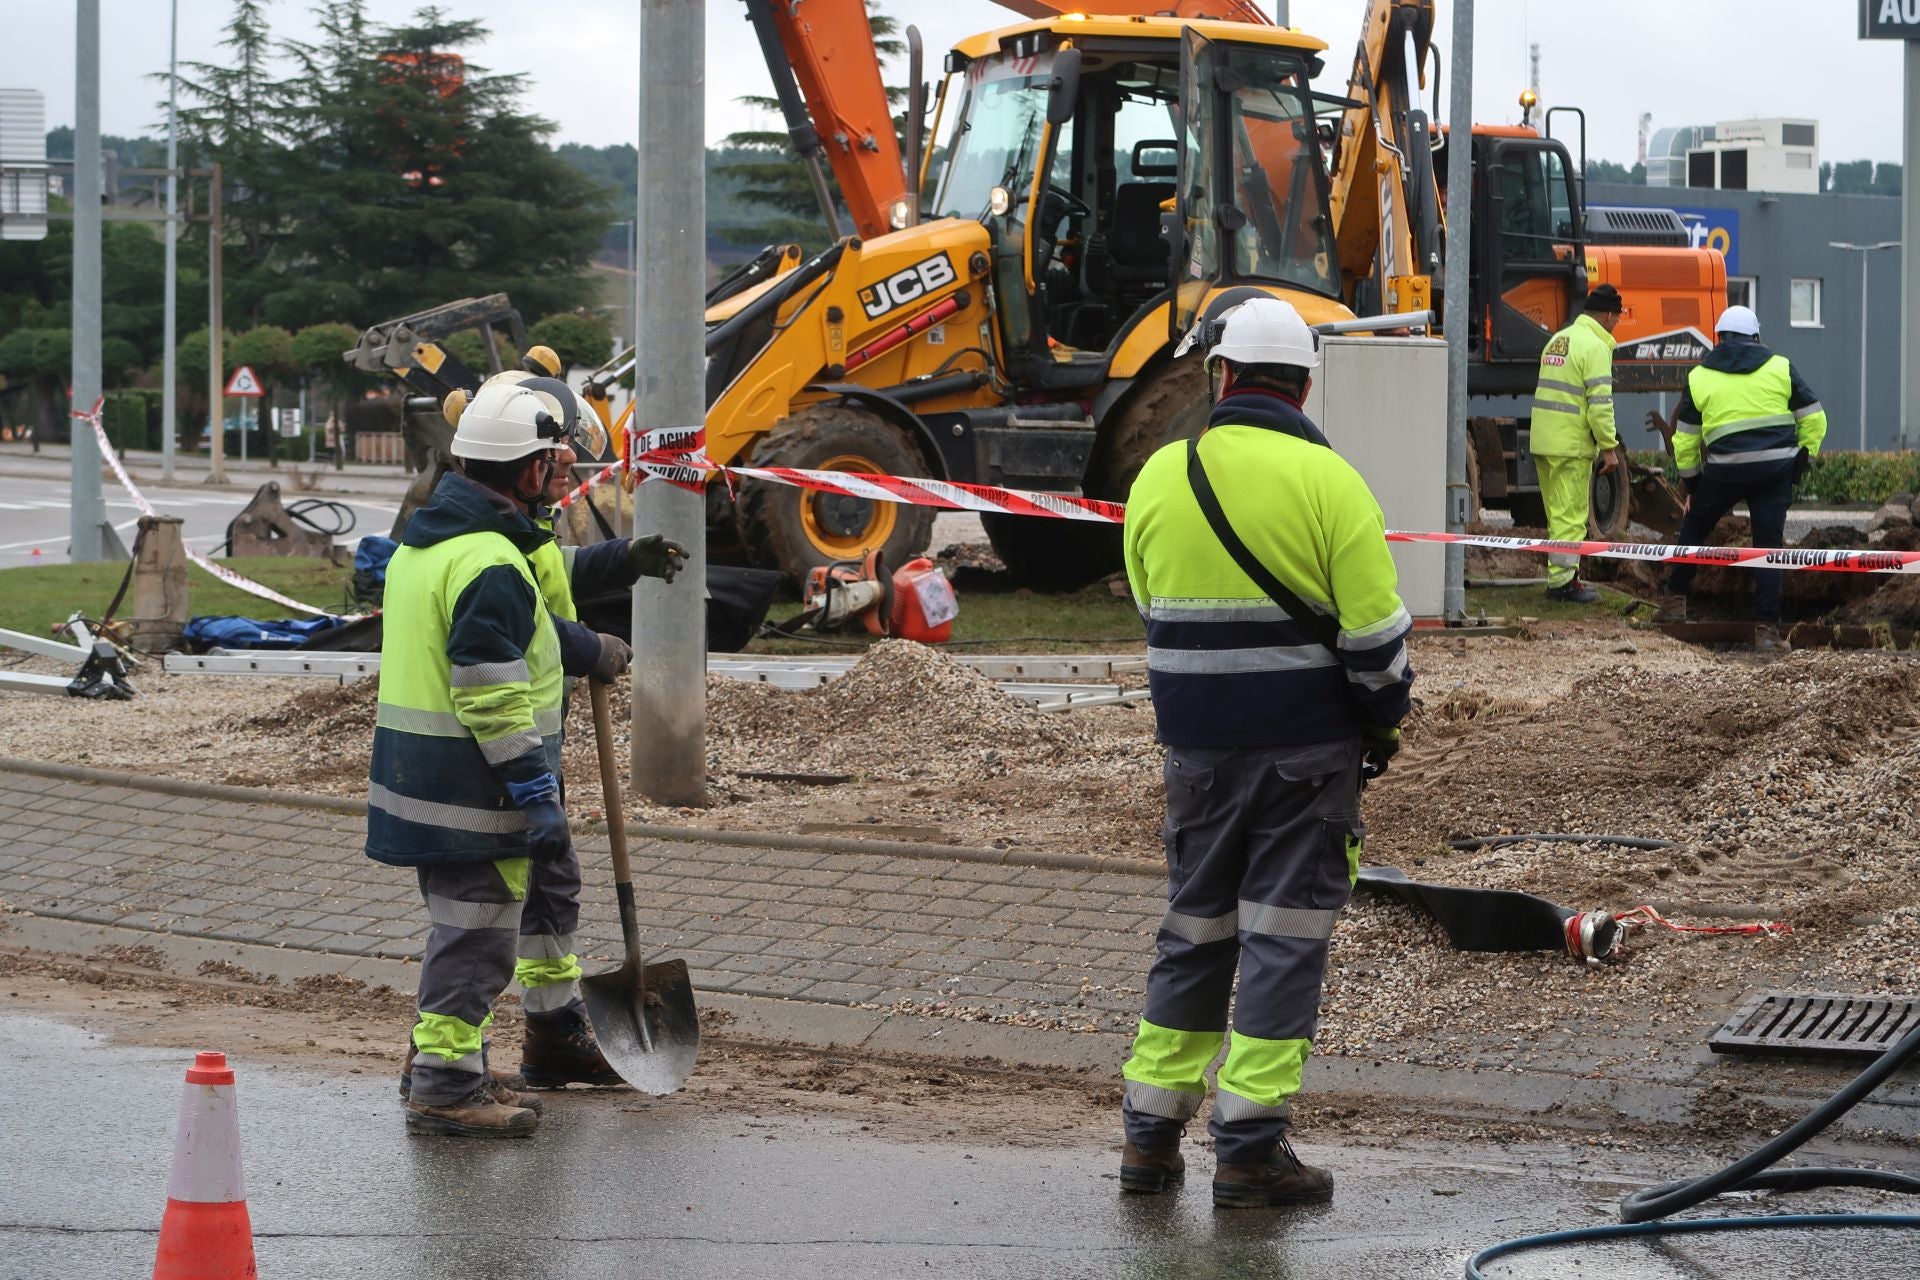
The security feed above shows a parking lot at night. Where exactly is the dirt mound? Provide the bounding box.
[706,639,1092,782]
[1831,577,1920,628]
[1365,652,1920,918]
[235,678,377,738]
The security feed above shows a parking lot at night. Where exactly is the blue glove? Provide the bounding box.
[506,772,570,862]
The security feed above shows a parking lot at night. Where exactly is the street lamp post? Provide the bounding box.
[1830,240,1901,451]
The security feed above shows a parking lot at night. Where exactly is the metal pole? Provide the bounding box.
[1861,249,1871,452]
[1904,41,1920,448]
[1440,0,1473,621]
[631,0,708,806]
[68,0,106,563]
[161,0,179,483]
[207,163,225,485]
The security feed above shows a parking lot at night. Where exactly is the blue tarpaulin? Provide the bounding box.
[183,614,349,651]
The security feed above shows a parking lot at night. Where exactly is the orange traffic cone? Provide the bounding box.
[153,1052,258,1280]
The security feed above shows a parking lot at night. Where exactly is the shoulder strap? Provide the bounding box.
[1185,436,1340,653]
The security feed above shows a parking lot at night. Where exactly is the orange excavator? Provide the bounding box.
[711,0,1720,587]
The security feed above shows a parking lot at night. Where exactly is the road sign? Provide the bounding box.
[1862,0,1920,38]
[224,366,264,397]
[0,88,49,242]
[274,407,302,437]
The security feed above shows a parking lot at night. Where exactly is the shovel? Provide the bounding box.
[579,680,700,1094]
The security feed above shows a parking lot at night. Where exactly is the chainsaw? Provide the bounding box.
[780,550,958,643]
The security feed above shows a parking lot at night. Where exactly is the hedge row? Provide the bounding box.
[1627,449,1920,506]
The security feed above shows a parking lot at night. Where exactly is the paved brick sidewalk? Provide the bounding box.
[0,768,1160,1030]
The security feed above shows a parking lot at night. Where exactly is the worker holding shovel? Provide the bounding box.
[366,374,645,1136]
[408,363,688,1095]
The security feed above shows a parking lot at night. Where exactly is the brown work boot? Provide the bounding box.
[1754,623,1789,654]
[520,1023,626,1089]
[1119,1141,1186,1194]
[399,1043,528,1100]
[1652,592,1688,624]
[1212,1135,1335,1208]
[404,1087,540,1138]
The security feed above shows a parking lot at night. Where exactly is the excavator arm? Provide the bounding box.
[742,0,910,242]
[1324,0,1441,317]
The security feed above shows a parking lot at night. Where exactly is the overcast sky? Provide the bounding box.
[1,1,1908,167]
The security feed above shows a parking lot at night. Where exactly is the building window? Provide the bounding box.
[1720,149,1749,190]
[1782,122,1817,148]
[1787,152,1813,170]
[1728,277,1757,310]
[1790,277,1822,328]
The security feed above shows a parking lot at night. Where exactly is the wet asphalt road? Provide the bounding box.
[4,1014,1916,1279]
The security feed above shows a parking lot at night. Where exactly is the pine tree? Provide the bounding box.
[266,6,611,326]
[175,0,294,322]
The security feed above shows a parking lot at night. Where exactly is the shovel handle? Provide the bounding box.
[588,681,646,975]
[588,680,633,889]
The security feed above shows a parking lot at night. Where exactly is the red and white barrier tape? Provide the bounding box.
[597,431,1915,574]
[1386,529,1920,576]
[71,401,350,618]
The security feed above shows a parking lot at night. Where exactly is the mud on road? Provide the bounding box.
[0,946,1791,1163]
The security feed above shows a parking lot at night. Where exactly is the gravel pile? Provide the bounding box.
[706,639,1092,782]
[1366,652,1920,911]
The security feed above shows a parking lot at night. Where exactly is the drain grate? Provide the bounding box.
[1708,991,1920,1060]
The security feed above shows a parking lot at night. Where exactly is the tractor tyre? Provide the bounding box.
[982,360,1211,591]
[736,406,935,589]
[1589,461,1632,541]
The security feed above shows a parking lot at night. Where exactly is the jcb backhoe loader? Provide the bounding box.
[708,6,1357,586]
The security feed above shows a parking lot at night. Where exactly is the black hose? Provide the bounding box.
[285,498,356,537]
[219,498,357,556]
[1449,833,1676,852]
[1466,1012,1920,1274]
[1619,1015,1920,1222]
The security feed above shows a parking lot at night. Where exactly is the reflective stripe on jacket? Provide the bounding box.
[1673,343,1827,478]
[1122,390,1413,749]
[1529,313,1618,457]
[367,472,566,867]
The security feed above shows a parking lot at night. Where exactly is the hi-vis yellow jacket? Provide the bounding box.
[1530,313,1619,458]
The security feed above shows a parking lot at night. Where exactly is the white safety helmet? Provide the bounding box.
[1714,304,1761,337]
[1197,297,1321,374]
[448,374,582,462]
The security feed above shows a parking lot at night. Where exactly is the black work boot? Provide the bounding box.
[404,1084,540,1138]
[1213,1134,1335,1208]
[399,1042,529,1102]
[1544,578,1599,604]
[1119,1141,1186,1194]
[520,1019,625,1089]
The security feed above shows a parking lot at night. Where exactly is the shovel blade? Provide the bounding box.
[580,957,700,1095]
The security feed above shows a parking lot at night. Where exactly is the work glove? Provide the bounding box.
[1361,726,1401,782]
[629,535,687,583]
[1793,447,1812,483]
[505,773,571,863]
[589,632,632,685]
